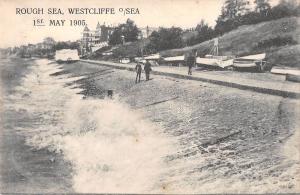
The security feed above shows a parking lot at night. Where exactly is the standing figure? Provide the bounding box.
[135,62,142,83]
[144,60,152,81]
[186,51,196,75]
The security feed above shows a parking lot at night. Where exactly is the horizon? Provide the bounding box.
[0,0,280,48]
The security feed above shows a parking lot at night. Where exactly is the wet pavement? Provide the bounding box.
[81,59,300,98]
[61,60,300,193]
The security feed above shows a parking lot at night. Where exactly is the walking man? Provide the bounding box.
[144,60,152,81]
[186,50,196,75]
[135,62,142,83]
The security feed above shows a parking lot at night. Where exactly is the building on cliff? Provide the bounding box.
[81,22,115,55]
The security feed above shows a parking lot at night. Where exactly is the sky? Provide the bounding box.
[0,0,279,48]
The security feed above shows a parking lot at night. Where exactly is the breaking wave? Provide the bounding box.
[5,59,173,193]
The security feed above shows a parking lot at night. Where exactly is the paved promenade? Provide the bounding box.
[81,59,300,98]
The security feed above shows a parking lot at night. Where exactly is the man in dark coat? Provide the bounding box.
[144,60,152,81]
[186,51,196,75]
[135,62,142,83]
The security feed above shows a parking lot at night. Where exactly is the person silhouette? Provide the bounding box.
[135,62,142,83]
[186,50,196,75]
[144,60,152,81]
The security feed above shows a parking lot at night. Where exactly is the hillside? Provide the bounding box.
[160,17,300,68]
[89,38,151,61]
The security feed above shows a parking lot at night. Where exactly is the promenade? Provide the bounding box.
[81,59,300,98]
[60,59,300,193]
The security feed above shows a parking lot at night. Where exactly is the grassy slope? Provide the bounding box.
[89,39,150,61]
[112,39,150,58]
[160,17,300,68]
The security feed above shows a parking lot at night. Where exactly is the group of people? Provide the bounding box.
[134,50,197,83]
[135,59,152,83]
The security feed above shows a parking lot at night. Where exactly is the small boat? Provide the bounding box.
[233,53,266,71]
[196,55,233,69]
[164,55,185,62]
[270,67,300,76]
[271,66,300,82]
[233,59,257,67]
[196,57,219,68]
[196,38,233,69]
[286,74,300,82]
[163,55,185,66]
[238,53,266,60]
[144,53,160,60]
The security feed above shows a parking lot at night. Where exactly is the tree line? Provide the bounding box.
[146,0,300,53]
[214,0,300,36]
[9,37,81,58]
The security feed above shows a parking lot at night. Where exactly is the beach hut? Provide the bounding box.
[55,49,80,63]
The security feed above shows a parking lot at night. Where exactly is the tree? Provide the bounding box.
[161,27,183,50]
[215,15,236,35]
[186,20,215,46]
[215,0,300,36]
[220,0,251,21]
[146,27,183,52]
[121,18,140,42]
[43,37,55,44]
[109,27,123,45]
[42,37,56,52]
[54,41,80,50]
[145,31,160,53]
[17,46,27,57]
[109,18,140,45]
[236,0,251,16]
[255,0,271,16]
[195,20,215,40]
[270,0,300,19]
[215,0,251,35]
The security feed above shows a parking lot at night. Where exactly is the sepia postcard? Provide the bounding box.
[0,0,299,194]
